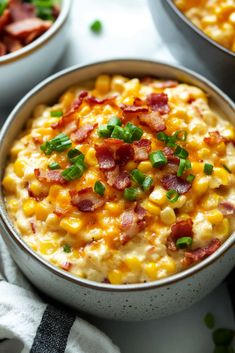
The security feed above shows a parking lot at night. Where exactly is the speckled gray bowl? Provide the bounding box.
[0,59,235,321]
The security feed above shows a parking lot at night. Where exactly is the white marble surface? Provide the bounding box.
[1,0,234,352]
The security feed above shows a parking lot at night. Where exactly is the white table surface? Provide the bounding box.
[1,1,234,352]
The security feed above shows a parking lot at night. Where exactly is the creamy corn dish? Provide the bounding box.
[174,0,235,52]
[2,75,235,285]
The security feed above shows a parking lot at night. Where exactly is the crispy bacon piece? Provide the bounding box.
[121,105,149,119]
[95,145,116,171]
[0,41,6,56]
[5,18,52,40]
[133,97,145,106]
[61,261,72,271]
[183,238,221,266]
[28,187,47,202]
[163,147,180,164]
[2,34,22,52]
[114,171,131,191]
[161,174,191,194]
[204,131,226,145]
[138,111,166,132]
[51,91,88,130]
[85,95,117,106]
[116,143,134,166]
[120,205,147,245]
[34,168,67,185]
[0,9,11,32]
[104,166,119,187]
[30,220,36,234]
[167,219,193,251]
[146,93,170,115]
[9,2,36,22]
[70,187,105,212]
[219,201,235,216]
[133,139,151,161]
[71,123,96,143]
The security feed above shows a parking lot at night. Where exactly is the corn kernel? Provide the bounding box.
[60,217,83,234]
[214,218,230,238]
[201,194,220,210]
[111,75,126,92]
[48,185,63,202]
[197,148,210,159]
[144,262,158,281]
[10,142,24,158]
[206,209,224,225]
[14,159,26,177]
[124,257,142,272]
[157,257,176,278]
[35,201,50,221]
[59,91,75,109]
[39,241,58,255]
[104,201,124,215]
[95,75,111,94]
[160,207,176,225]
[143,201,161,216]
[171,195,187,209]
[223,126,235,140]
[191,162,204,173]
[23,199,36,217]
[138,161,152,173]
[210,167,229,188]
[2,175,16,193]
[79,105,91,117]
[108,269,123,285]
[192,176,209,195]
[7,198,18,212]
[149,186,166,206]
[85,148,97,166]
[125,161,137,171]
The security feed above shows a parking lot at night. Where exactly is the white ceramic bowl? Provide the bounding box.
[0,59,234,321]
[0,0,71,108]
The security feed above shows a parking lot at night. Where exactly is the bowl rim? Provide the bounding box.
[0,0,71,66]
[0,58,235,292]
[166,0,235,58]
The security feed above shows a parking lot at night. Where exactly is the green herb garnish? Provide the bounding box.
[40,133,72,155]
[149,150,167,168]
[90,19,102,34]
[176,237,193,249]
[94,181,105,196]
[204,163,214,175]
[48,162,61,170]
[166,189,179,203]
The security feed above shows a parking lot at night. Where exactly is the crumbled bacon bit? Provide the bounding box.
[0,41,6,56]
[61,262,72,271]
[219,201,235,216]
[71,123,96,143]
[138,111,166,132]
[70,187,105,212]
[167,219,193,251]
[104,166,119,187]
[114,171,131,190]
[183,238,221,266]
[119,205,147,244]
[163,147,180,164]
[2,34,22,52]
[121,105,149,119]
[146,93,170,115]
[204,131,226,145]
[5,18,52,40]
[34,169,67,185]
[116,143,134,166]
[30,220,36,234]
[28,187,47,202]
[9,1,36,22]
[0,9,11,32]
[133,97,145,106]
[85,95,117,106]
[95,145,116,171]
[133,139,151,161]
[161,174,191,194]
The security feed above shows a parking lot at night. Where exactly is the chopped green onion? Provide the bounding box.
[50,110,63,117]
[67,149,84,164]
[124,187,139,201]
[204,312,215,329]
[40,133,72,155]
[48,162,61,170]
[174,145,189,159]
[156,132,168,142]
[124,122,143,142]
[94,181,105,196]
[61,163,85,181]
[97,124,111,138]
[176,237,193,249]
[174,130,188,142]
[107,116,122,132]
[149,151,167,168]
[204,163,214,175]
[142,176,153,191]
[131,169,146,185]
[0,0,8,16]
[177,158,186,177]
[222,164,232,174]
[213,329,235,346]
[63,244,71,253]
[166,189,179,203]
[111,126,125,140]
[90,19,102,34]
[186,174,195,183]
[185,159,192,170]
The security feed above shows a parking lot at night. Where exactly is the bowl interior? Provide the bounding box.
[0,59,235,290]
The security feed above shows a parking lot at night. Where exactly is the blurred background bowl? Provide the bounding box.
[0,0,72,109]
[148,0,235,99]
